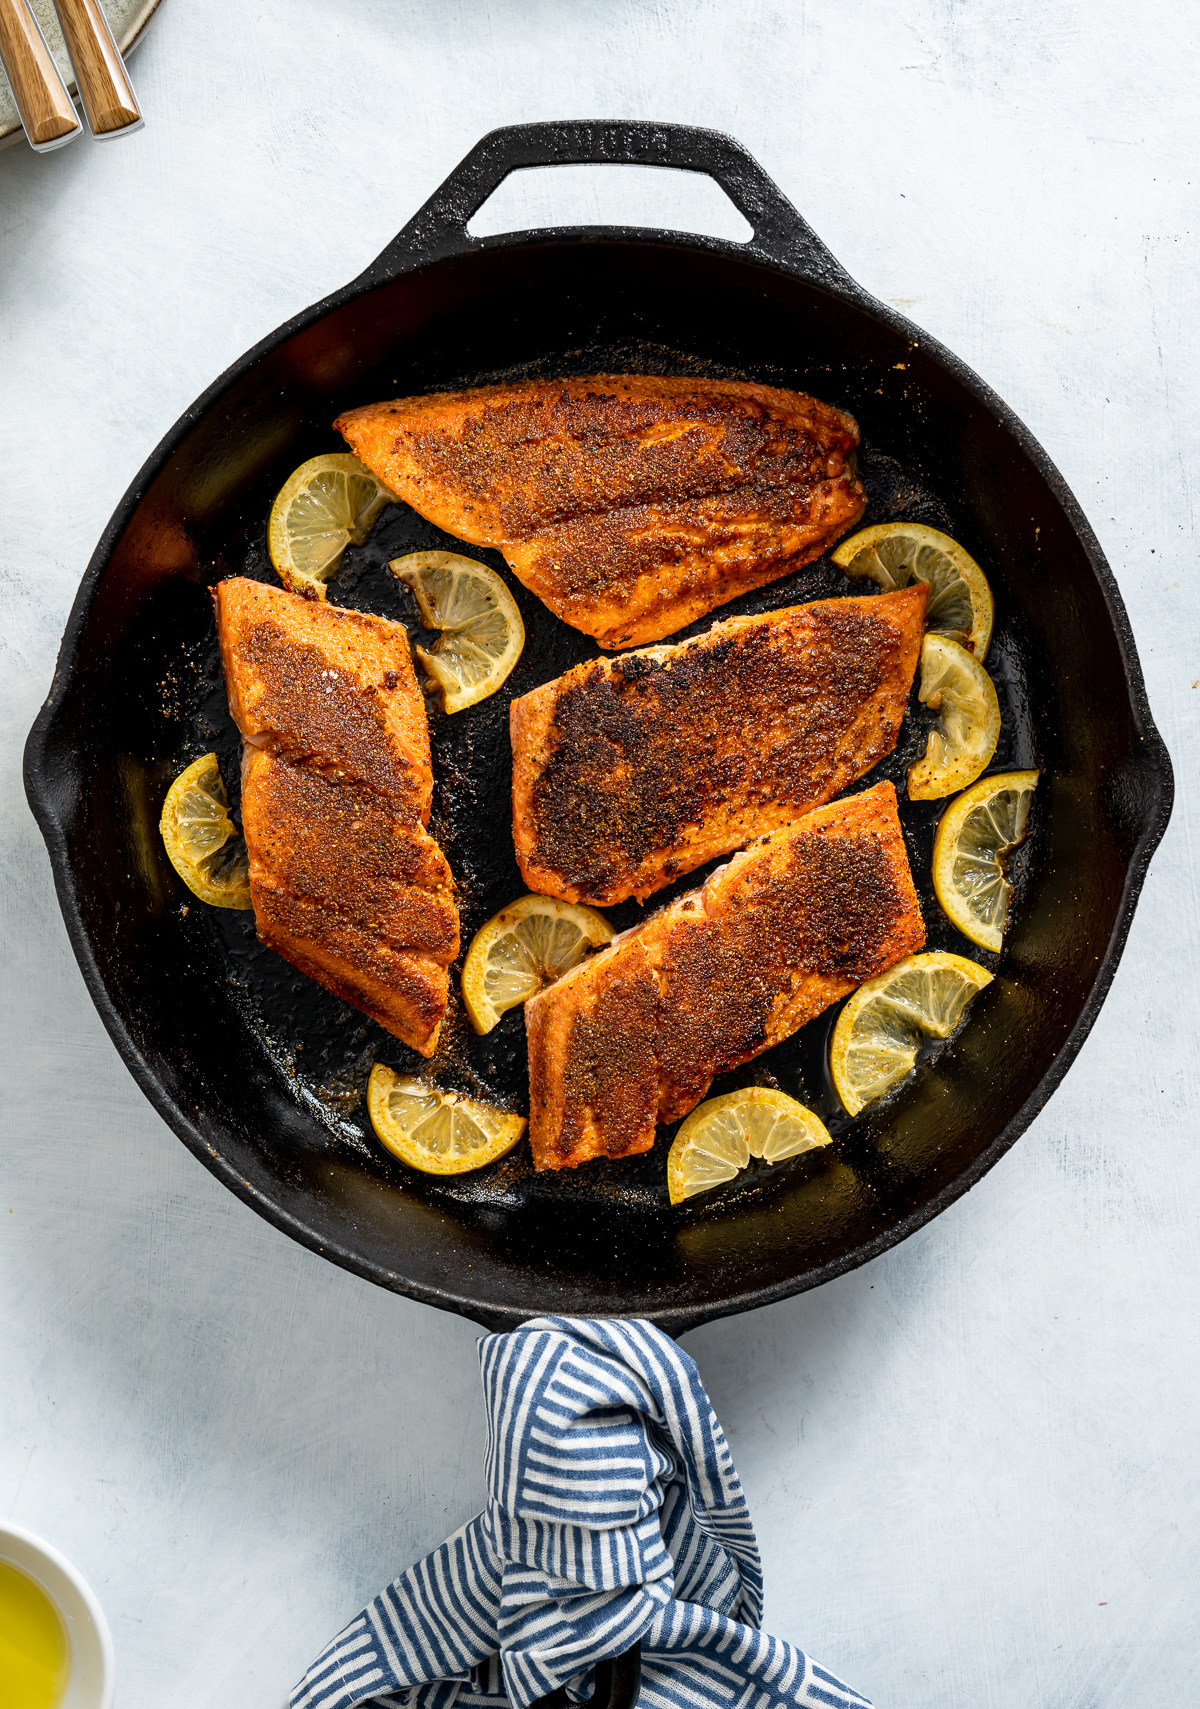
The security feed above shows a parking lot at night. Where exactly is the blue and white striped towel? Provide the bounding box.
[292,1318,871,1709]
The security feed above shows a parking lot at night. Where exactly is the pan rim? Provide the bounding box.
[23,223,1174,1333]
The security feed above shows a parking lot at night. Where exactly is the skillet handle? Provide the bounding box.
[357,119,852,289]
[1102,721,1174,866]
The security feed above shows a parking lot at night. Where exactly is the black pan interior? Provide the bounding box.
[31,238,1164,1331]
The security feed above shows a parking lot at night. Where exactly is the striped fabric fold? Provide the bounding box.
[291,1319,871,1709]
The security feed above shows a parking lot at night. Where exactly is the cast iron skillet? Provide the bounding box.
[24,121,1172,1336]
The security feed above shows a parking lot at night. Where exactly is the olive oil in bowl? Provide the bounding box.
[0,1560,70,1709]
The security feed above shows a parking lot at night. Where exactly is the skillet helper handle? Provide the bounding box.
[360,119,851,289]
[51,0,141,136]
[1103,722,1175,864]
[530,1643,642,1709]
[0,0,81,150]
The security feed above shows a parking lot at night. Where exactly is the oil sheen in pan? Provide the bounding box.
[180,345,1042,1218]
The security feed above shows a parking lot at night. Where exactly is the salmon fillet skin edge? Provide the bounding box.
[213,578,460,1056]
[335,375,866,649]
[510,585,928,905]
[524,780,925,1171]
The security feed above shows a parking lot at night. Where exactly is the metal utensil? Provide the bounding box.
[51,0,140,137]
[0,0,81,150]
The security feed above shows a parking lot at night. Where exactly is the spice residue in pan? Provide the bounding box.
[171,345,1041,1219]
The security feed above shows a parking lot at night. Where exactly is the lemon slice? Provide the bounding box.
[667,1088,832,1205]
[390,551,525,713]
[461,894,614,1035]
[829,951,993,1116]
[907,633,1001,801]
[367,1064,526,1174]
[268,454,394,599]
[832,522,994,659]
[159,753,252,910]
[932,770,1039,952]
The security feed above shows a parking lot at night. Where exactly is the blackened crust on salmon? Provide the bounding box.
[513,588,927,904]
[396,383,859,534]
[526,938,659,1170]
[214,578,458,1055]
[513,481,853,604]
[253,888,450,1041]
[728,826,908,982]
[336,375,866,647]
[524,781,927,1168]
[655,828,906,1121]
[234,619,429,814]
[241,757,457,962]
[533,607,889,885]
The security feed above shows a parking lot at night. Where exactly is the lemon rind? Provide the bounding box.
[831,521,995,659]
[907,633,1002,801]
[932,770,1040,951]
[829,951,994,1116]
[390,552,525,713]
[461,895,614,1035]
[268,454,393,601]
[367,1064,526,1175]
[667,1087,832,1206]
[159,753,253,911]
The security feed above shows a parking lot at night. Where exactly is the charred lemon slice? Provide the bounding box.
[390,551,524,713]
[667,1088,832,1205]
[932,770,1039,951]
[907,633,1001,800]
[367,1065,526,1174]
[829,951,993,1115]
[268,454,394,599]
[832,521,994,659]
[159,753,252,910]
[461,894,614,1035]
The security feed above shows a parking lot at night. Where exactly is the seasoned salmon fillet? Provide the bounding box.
[524,782,924,1170]
[524,936,661,1175]
[214,579,459,1055]
[335,376,865,648]
[215,578,435,815]
[511,586,927,905]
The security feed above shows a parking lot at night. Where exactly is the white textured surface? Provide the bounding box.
[1,2,1198,1705]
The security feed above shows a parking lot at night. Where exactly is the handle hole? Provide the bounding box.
[466,163,754,244]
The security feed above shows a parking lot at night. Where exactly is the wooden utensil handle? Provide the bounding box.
[0,0,80,148]
[53,0,140,135]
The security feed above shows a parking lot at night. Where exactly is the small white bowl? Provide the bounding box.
[0,1521,115,1709]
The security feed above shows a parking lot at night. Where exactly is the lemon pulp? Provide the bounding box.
[933,770,1039,951]
[390,551,525,712]
[159,753,252,910]
[667,1088,832,1204]
[268,453,394,599]
[832,521,994,658]
[367,1065,526,1175]
[907,633,1001,800]
[829,951,993,1115]
[461,895,614,1034]
[0,1562,70,1709]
